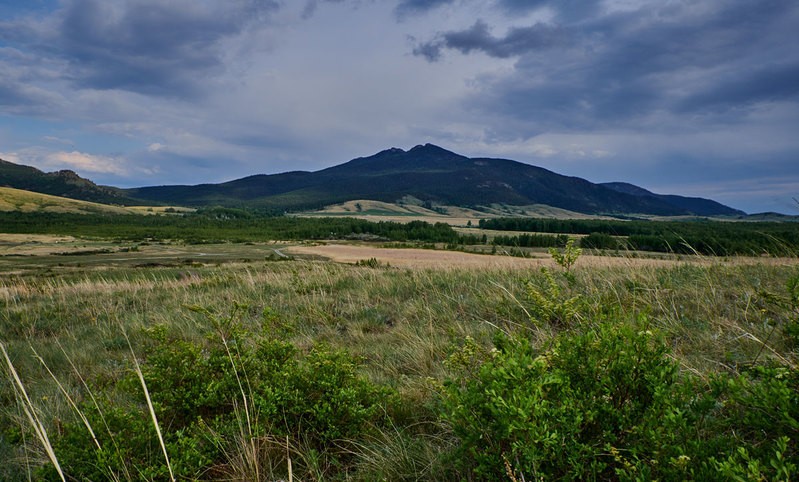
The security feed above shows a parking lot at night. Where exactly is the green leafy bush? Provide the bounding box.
[441,323,680,479]
[549,238,582,274]
[45,320,394,480]
[440,321,799,481]
[525,267,583,326]
[704,365,798,480]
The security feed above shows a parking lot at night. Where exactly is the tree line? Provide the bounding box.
[480,217,799,256]
[0,210,460,244]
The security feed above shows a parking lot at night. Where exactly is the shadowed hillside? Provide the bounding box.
[125,144,745,216]
[0,158,139,205]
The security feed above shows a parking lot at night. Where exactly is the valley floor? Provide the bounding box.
[1,234,797,480]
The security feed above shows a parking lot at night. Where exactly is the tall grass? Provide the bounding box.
[2,253,797,478]
[1,343,65,481]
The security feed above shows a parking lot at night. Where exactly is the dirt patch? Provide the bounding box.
[0,234,77,244]
[0,234,80,255]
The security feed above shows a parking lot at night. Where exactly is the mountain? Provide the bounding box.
[127,144,743,216]
[1,146,745,216]
[0,158,138,205]
[600,182,744,216]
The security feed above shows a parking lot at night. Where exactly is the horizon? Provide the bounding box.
[1,1,798,214]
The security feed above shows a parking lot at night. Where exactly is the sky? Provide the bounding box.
[1,0,798,214]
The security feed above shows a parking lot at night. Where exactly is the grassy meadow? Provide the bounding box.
[1,217,798,480]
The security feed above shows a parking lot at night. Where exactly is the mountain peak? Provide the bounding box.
[373,143,456,158]
[409,143,456,155]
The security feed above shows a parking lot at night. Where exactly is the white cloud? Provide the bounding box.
[0,152,24,165]
[45,151,128,175]
[1,147,130,176]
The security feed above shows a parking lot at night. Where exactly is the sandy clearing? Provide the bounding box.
[0,234,77,244]
[285,244,691,270]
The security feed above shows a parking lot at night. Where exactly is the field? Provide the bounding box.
[0,233,290,275]
[1,217,798,480]
[287,243,700,270]
[301,199,610,226]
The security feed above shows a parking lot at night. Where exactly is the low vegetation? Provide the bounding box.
[2,227,797,480]
[3,210,798,259]
[1,210,798,479]
[0,210,460,245]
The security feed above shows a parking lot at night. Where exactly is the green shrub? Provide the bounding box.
[45,320,395,480]
[441,323,681,480]
[525,267,583,326]
[549,238,582,274]
[704,365,798,479]
[440,321,799,480]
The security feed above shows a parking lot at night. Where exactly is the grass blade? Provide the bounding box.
[1,342,66,482]
[124,333,175,482]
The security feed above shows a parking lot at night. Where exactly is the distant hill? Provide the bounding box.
[127,144,745,216]
[0,158,139,205]
[600,182,744,216]
[0,187,138,215]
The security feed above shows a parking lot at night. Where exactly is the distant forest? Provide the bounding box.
[0,209,458,244]
[1,210,797,256]
[480,218,799,256]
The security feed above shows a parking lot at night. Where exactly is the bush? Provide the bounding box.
[525,267,583,326]
[45,321,394,480]
[441,323,681,479]
[705,365,798,479]
[440,321,799,481]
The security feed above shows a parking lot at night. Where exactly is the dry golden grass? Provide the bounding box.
[287,244,799,270]
[0,233,76,244]
[299,200,477,226]
[0,187,192,216]
[285,244,684,269]
[0,187,134,215]
[126,206,196,215]
[300,200,612,226]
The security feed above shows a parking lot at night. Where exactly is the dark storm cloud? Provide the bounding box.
[1,0,279,98]
[678,62,799,114]
[415,0,799,132]
[413,20,565,61]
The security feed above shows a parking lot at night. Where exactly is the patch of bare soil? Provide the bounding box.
[0,234,76,244]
